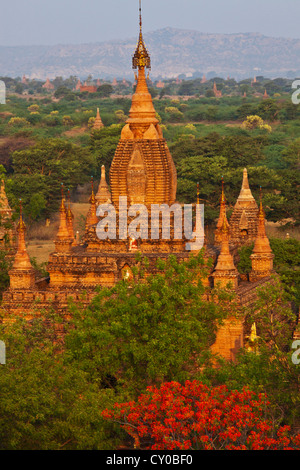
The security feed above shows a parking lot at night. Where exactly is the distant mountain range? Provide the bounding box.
[1,28,300,81]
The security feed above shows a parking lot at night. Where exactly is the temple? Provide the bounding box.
[0,3,281,361]
[42,78,54,90]
[93,108,104,131]
[213,82,222,98]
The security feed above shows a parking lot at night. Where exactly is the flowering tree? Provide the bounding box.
[102,380,300,450]
[241,115,272,132]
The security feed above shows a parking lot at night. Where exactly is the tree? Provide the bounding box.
[11,138,95,217]
[164,107,184,122]
[97,84,113,98]
[0,312,118,450]
[204,278,300,429]
[281,138,300,171]
[241,115,271,132]
[102,380,300,450]
[257,99,279,121]
[90,124,122,174]
[65,253,230,397]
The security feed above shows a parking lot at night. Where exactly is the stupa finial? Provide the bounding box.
[215,176,229,245]
[86,176,99,227]
[220,176,226,204]
[132,0,151,70]
[9,197,35,288]
[17,198,26,234]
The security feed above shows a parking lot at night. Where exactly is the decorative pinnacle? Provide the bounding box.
[67,188,73,219]
[197,182,200,205]
[139,0,142,31]
[132,0,151,70]
[258,186,265,219]
[89,176,96,204]
[222,214,229,234]
[60,183,66,210]
[220,176,226,204]
[18,198,26,232]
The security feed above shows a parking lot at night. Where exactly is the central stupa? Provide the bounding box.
[109,5,177,208]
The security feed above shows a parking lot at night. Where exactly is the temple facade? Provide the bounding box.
[0,7,281,361]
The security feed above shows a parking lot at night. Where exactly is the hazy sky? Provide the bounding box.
[1,0,299,46]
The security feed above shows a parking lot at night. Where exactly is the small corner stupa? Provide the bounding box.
[95,165,111,205]
[213,213,239,290]
[8,200,35,290]
[214,177,229,245]
[249,189,274,282]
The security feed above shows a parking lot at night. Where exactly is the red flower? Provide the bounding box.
[102,380,300,450]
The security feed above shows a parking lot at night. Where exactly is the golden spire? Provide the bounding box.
[109,1,177,209]
[123,0,158,134]
[66,189,76,246]
[193,181,205,249]
[219,215,232,258]
[93,107,104,131]
[57,185,69,238]
[213,212,238,289]
[250,188,274,281]
[86,177,99,227]
[215,177,229,244]
[13,200,29,263]
[9,199,35,289]
[95,165,111,205]
[132,0,151,71]
[252,188,272,254]
[55,184,72,252]
[234,168,257,209]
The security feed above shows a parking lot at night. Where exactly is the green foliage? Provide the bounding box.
[65,253,228,397]
[257,99,279,121]
[237,243,254,275]
[238,238,300,307]
[90,124,122,175]
[0,312,120,450]
[27,193,47,221]
[270,238,300,307]
[11,138,95,216]
[97,84,113,98]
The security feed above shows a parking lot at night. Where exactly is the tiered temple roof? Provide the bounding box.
[229,168,258,247]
